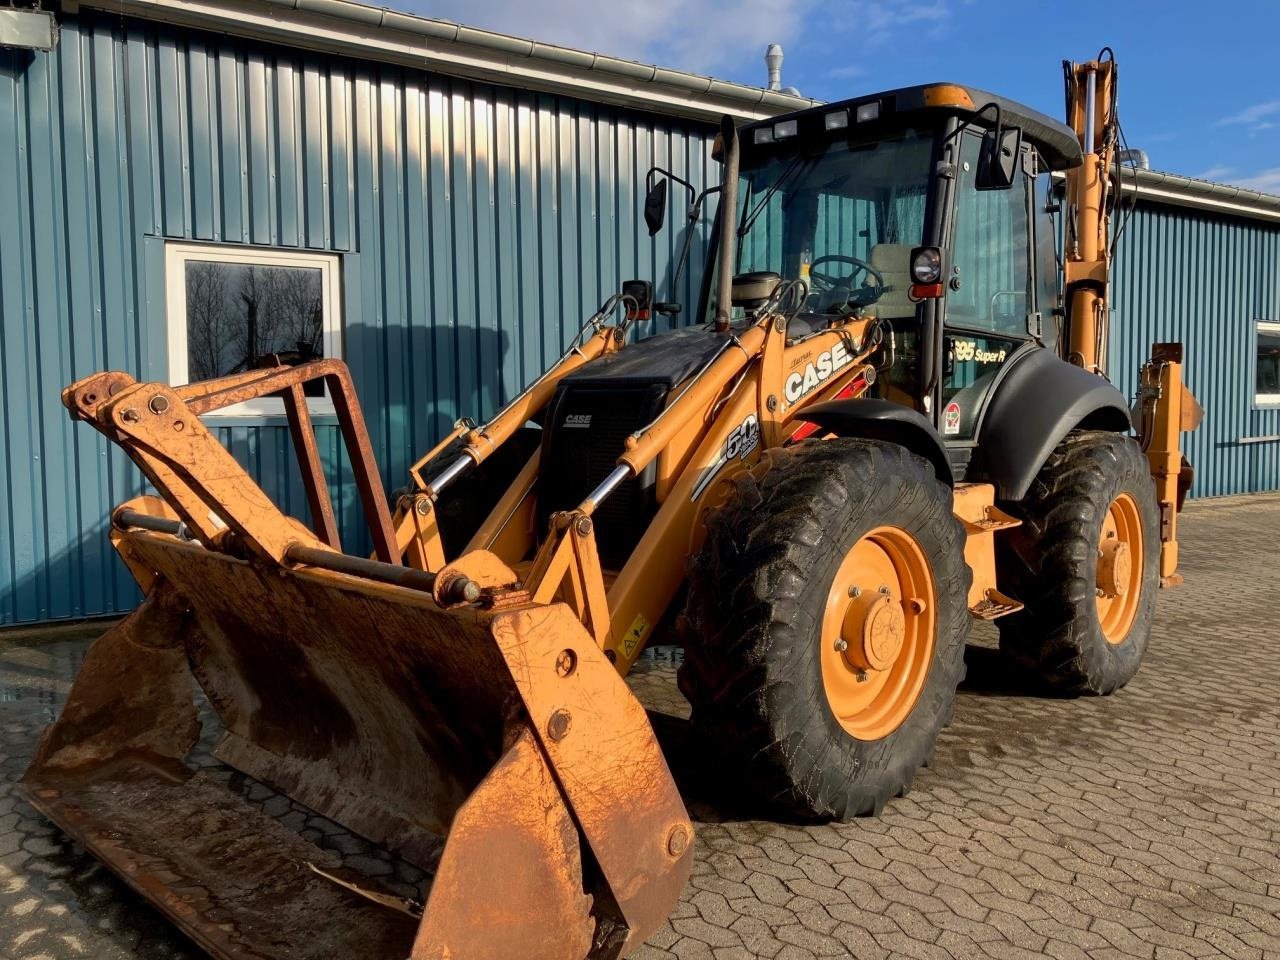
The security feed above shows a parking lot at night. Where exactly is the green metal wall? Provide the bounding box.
[1108,201,1280,499]
[0,10,717,625]
[3,12,1278,626]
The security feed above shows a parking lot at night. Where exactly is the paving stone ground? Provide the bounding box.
[2,494,1278,959]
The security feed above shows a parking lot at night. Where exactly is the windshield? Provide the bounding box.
[706,127,935,324]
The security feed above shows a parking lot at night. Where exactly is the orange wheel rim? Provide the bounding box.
[820,526,936,741]
[1096,492,1143,644]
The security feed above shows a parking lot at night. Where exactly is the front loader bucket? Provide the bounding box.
[20,528,692,960]
[24,363,692,959]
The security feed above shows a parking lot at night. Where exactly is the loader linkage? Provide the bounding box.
[21,360,692,960]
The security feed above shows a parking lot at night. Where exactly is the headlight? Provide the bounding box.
[911,247,943,284]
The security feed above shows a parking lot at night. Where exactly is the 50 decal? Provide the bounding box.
[784,341,855,404]
[691,414,760,501]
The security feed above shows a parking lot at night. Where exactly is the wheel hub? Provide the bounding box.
[842,591,905,672]
[1097,537,1131,597]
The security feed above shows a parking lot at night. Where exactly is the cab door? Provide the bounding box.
[938,132,1037,441]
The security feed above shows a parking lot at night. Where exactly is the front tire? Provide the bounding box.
[996,431,1159,695]
[678,439,970,820]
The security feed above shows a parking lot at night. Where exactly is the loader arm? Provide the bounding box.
[25,359,692,960]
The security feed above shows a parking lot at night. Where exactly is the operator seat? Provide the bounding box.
[863,244,916,320]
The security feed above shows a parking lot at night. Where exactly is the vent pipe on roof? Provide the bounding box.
[1117,148,1150,171]
[765,44,783,91]
[764,44,801,97]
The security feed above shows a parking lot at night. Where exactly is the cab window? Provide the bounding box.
[947,133,1033,338]
[940,133,1034,440]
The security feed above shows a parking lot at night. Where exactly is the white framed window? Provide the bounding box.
[1256,320,1280,408]
[165,243,343,418]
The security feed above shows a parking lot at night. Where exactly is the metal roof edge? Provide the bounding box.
[1127,168,1280,224]
[71,0,817,123]
[1049,168,1280,224]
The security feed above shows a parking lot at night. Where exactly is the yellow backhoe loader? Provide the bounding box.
[22,52,1198,959]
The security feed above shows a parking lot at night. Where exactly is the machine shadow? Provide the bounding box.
[648,638,1069,826]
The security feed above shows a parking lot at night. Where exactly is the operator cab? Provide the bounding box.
[690,83,1081,454]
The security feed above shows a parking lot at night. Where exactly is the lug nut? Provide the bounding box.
[575,516,593,536]
[834,638,848,652]
[848,586,861,598]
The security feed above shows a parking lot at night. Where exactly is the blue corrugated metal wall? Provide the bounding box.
[0,10,718,625]
[1108,201,1280,498]
[3,12,1278,627]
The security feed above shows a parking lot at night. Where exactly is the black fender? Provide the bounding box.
[797,398,953,486]
[972,349,1132,501]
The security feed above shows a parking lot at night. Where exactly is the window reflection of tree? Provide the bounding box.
[185,263,324,388]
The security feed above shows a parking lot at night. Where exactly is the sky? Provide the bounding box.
[391,0,1280,194]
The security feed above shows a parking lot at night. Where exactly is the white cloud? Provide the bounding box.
[1233,167,1280,195]
[1196,165,1235,181]
[389,0,948,79]
[1217,100,1280,135]
[390,0,814,76]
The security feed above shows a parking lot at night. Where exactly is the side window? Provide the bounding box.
[165,244,343,418]
[1256,321,1280,407]
[947,134,1032,338]
[940,135,1033,440]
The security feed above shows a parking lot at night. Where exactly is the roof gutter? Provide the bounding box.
[1051,167,1280,223]
[70,0,816,123]
[1127,168,1280,223]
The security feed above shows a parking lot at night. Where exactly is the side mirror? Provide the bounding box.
[976,124,1022,190]
[644,178,668,235]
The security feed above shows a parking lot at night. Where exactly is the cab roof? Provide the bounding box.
[741,83,1083,172]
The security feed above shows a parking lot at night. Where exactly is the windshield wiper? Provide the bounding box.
[737,152,816,238]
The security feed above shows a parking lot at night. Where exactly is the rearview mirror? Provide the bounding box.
[644,178,669,235]
[976,124,1022,190]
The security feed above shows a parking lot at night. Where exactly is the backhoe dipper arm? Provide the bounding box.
[1063,55,1116,374]
[1063,52,1199,585]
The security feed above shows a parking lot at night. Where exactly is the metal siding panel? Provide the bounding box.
[403,79,431,456]
[155,32,187,235]
[244,50,272,245]
[1109,201,1280,499]
[328,67,353,252]
[25,38,65,623]
[59,22,103,617]
[187,39,215,240]
[379,69,409,482]
[492,94,520,427]
[448,82,477,423]
[302,59,329,249]
[3,9,724,624]
[215,47,246,243]
[274,54,301,248]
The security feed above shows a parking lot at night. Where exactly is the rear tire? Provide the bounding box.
[678,439,969,820]
[996,431,1159,695]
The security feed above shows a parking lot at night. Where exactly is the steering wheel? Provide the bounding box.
[808,253,880,313]
[809,254,883,290]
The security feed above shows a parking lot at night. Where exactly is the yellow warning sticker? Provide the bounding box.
[622,614,649,658]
